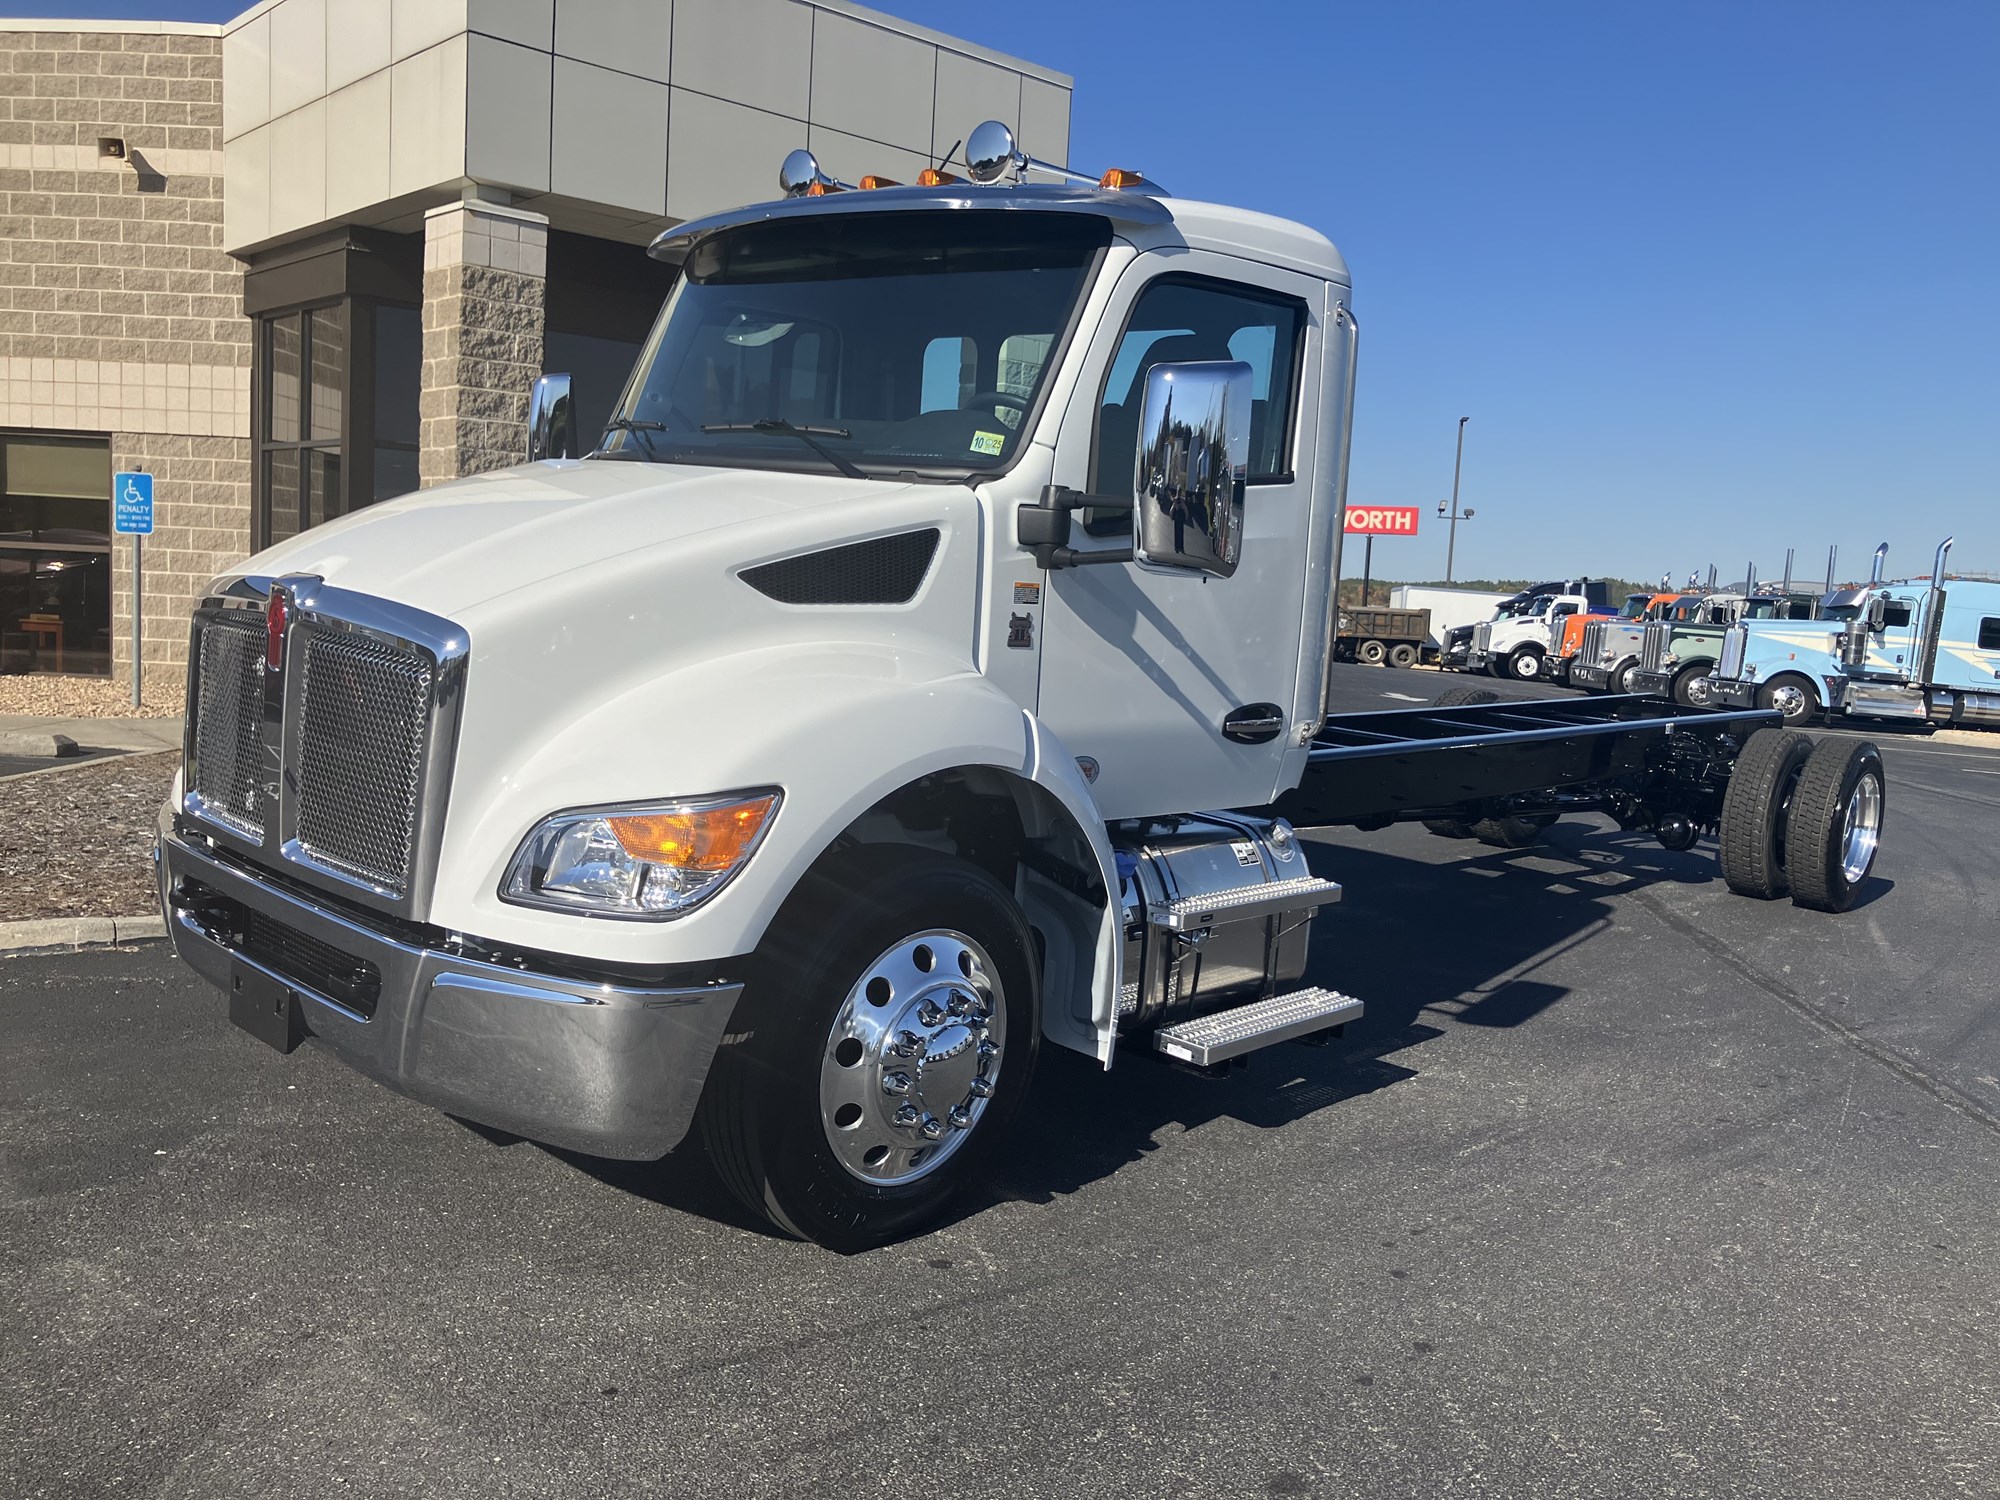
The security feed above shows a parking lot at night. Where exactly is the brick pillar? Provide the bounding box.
[419,199,548,486]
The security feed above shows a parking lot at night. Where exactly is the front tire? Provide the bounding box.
[1616,661,1645,695]
[1757,674,1820,728]
[1786,740,1886,913]
[1507,647,1543,680]
[699,846,1040,1251]
[1671,664,1714,708]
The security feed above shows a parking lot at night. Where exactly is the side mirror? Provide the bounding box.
[1865,595,1887,631]
[1132,360,1252,578]
[527,372,576,461]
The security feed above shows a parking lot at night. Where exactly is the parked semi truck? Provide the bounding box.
[1709,540,2000,728]
[1442,579,1609,673]
[155,124,1888,1250]
[1464,583,1602,681]
[1334,604,1431,668]
[1628,587,1819,707]
[1567,591,1684,693]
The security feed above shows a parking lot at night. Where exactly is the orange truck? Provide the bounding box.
[1539,592,1681,686]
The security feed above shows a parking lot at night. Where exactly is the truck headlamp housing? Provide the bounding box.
[501,790,781,919]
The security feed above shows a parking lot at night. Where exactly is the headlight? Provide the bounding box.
[1742,664,1758,679]
[501,789,780,919]
[1662,653,1679,667]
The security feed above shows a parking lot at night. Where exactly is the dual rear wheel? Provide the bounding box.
[1720,728,1883,911]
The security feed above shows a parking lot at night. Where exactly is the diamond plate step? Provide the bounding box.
[1150,874,1342,932]
[1152,986,1365,1066]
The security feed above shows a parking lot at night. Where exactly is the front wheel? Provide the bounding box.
[1507,647,1543,681]
[699,847,1039,1250]
[1671,665,1715,708]
[1757,674,1820,727]
[1616,661,1645,695]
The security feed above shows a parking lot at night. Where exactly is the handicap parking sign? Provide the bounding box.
[113,471,154,534]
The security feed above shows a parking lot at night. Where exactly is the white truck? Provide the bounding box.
[1389,584,1511,661]
[157,123,1887,1249]
[1464,586,1596,680]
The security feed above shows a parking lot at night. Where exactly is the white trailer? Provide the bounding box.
[1390,585,1512,651]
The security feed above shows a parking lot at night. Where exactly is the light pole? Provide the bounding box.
[1438,416,1472,584]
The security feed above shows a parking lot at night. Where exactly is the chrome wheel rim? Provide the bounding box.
[1839,772,1883,885]
[820,928,1005,1186]
[1771,684,1807,720]
[1685,675,1714,707]
[1513,654,1538,678]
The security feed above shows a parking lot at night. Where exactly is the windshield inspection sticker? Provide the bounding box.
[970,430,1006,456]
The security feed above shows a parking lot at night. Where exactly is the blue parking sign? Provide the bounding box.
[114,471,154,535]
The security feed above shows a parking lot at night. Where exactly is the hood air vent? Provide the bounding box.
[740,529,940,605]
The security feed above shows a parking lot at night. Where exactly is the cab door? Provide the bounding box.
[1033,252,1326,819]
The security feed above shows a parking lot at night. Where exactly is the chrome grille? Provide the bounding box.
[1580,619,1606,667]
[188,610,268,838]
[1640,620,1670,672]
[294,624,435,893]
[1717,625,1747,680]
[1472,621,1492,654]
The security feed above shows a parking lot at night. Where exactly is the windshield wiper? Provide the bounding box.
[601,416,669,461]
[701,418,867,480]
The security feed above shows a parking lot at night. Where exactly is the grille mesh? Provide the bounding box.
[294,625,434,892]
[189,611,268,838]
[1640,621,1669,672]
[1471,621,1491,654]
[740,529,940,605]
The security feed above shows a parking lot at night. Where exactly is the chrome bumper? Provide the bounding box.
[157,813,742,1160]
[1569,663,1612,689]
[1466,651,1491,671]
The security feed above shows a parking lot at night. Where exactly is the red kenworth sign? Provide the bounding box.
[1344,506,1421,536]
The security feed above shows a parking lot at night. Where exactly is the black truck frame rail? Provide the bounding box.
[1270,694,1784,848]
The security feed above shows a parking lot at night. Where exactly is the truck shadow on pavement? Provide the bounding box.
[551,821,1890,1244]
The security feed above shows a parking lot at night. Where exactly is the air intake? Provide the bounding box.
[740,529,940,605]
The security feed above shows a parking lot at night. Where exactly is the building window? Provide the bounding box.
[253,298,421,549]
[0,433,112,678]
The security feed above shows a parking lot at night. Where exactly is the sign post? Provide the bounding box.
[1342,506,1421,608]
[113,471,154,708]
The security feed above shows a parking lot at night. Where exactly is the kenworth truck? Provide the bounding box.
[1568,591,1683,693]
[156,123,1888,1250]
[1439,578,1606,671]
[1628,588,1819,707]
[1710,540,2000,728]
[1464,583,1601,680]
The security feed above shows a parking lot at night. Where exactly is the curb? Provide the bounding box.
[0,915,167,956]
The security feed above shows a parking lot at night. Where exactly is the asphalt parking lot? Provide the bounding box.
[5,667,1999,1498]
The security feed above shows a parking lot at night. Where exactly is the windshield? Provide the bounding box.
[1620,594,1651,619]
[1821,605,1862,622]
[600,211,1110,479]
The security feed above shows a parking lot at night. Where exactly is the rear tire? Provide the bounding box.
[1473,814,1556,848]
[699,846,1039,1251]
[1786,739,1886,913]
[1388,642,1419,670]
[1757,673,1820,728]
[1718,727,1813,898]
[1423,687,1500,838]
[1357,639,1387,666]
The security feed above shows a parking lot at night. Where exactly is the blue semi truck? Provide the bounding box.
[1707,539,2000,729]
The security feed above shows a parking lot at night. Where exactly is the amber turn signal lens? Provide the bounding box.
[804,180,841,196]
[917,168,961,186]
[608,795,779,872]
[859,174,900,190]
[1098,167,1145,189]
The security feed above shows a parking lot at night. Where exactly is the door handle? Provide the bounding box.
[1222,703,1286,744]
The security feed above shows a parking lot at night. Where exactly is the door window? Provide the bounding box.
[1979,617,2000,651]
[1882,602,1912,629]
[1089,276,1306,519]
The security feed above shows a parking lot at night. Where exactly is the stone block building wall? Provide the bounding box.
[419,200,546,488]
[0,22,250,698]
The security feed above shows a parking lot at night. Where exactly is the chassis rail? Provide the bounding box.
[1269,694,1782,831]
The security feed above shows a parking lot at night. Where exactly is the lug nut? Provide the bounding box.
[892,1103,920,1128]
[948,1104,974,1130]
[977,1039,999,1061]
[891,1029,925,1058]
[948,989,974,1017]
[918,1114,944,1141]
[967,1076,993,1098]
[881,1071,912,1096]
[917,1000,945,1027]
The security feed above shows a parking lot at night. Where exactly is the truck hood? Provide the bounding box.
[234,459,894,617]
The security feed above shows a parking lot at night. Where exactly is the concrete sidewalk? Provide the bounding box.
[0,712,182,754]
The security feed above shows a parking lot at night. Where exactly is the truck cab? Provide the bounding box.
[157,124,1365,1249]
[1466,586,1594,681]
[1569,591,1681,694]
[1628,590,1816,707]
[1814,540,2000,726]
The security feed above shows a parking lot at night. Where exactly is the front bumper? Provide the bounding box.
[1628,668,1675,697]
[157,814,742,1160]
[1710,679,1758,710]
[1466,651,1491,671]
[1569,663,1613,690]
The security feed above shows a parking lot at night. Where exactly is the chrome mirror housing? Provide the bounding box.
[778,147,824,197]
[1132,360,1253,579]
[966,119,1022,184]
[527,372,575,462]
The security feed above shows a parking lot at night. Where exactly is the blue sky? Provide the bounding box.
[12,0,1996,583]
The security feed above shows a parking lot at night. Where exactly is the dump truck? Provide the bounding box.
[1334,604,1431,668]
[156,121,1887,1250]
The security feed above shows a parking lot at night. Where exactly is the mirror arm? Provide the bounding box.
[1018,484,1136,569]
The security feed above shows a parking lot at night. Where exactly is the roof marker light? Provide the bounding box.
[917,168,961,186]
[859,175,900,190]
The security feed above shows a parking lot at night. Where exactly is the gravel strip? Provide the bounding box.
[0,751,178,922]
[0,672,183,719]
